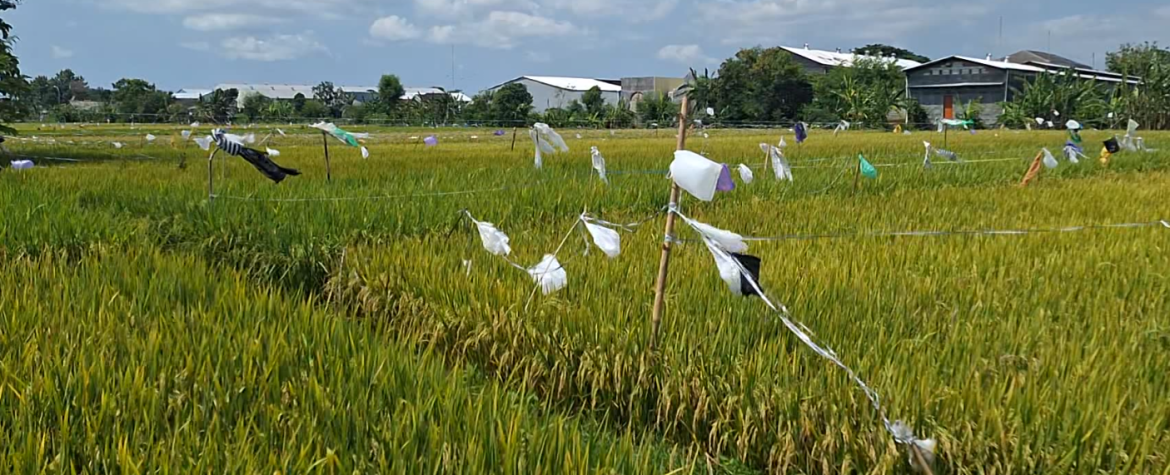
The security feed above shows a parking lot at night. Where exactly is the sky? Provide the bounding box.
[9,0,1170,94]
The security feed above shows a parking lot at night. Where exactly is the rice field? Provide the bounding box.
[2,122,1169,474]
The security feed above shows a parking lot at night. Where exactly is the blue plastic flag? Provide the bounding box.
[859,154,878,179]
[794,122,808,144]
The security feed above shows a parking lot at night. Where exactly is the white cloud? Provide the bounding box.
[543,0,676,21]
[697,0,991,45]
[414,0,535,18]
[657,44,713,65]
[183,13,282,31]
[369,15,422,41]
[51,45,74,59]
[220,33,328,61]
[103,0,376,16]
[428,11,580,49]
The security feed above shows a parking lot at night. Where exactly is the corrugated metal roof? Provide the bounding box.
[909,82,1005,88]
[780,46,922,70]
[174,89,212,100]
[215,84,317,99]
[907,56,1046,73]
[522,76,622,92]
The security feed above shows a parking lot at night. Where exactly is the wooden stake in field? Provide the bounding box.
[321,131,332,183]
[650,93,690,350]
[510,127,518,151]
[207,149,218,208]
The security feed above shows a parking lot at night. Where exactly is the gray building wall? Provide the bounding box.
[907,59,1034,125]
[486,78,620,113]
[789,55,834,75]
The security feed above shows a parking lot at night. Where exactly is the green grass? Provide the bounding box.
[2,123,1169,473]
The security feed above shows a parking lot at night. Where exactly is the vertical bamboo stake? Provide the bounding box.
[322,131,332,182]
[510,127,518,151]
[207,149,217,208]
[650,94,690,351]
[910,445,935,475]
[852,158,861,195]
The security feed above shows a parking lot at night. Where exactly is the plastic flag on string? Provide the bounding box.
[424,136,438,147]
[794,122,808,143]
[738,164,754,184]
[145,134,157,142]
[833,120,850,136]
[1063,142,1085,164]
[1020,150,1046,187]
[1054,110,1061,117]
[9,160,33,170]
[716,164,736,192]
[212,128,301,184]
[937,120,945,133]
[704,240,762,297]
[266,147,281,157]
[923,141,933,169]
[778,137,788,149]
[191,122,200,127]
[530,122,568,170]
[494,130,506,136]
[706,107,716,117]
[194,136,213,151]
[691,220,748,253]
[859,154,878,179]
[276,128,286,137]
[1104,137,1121,154]
[528,255,567,295]
[590,146,608,184]
[466,212,512,257]
[941,118,972,129]
[582,219,621,258]
[1042,148,1059,169]
[760,143,793,182]
[670,150,723,201]
[1035,117,1045,126]
[181,130,192,140]
[1046,120,1054,129]
[891,422,937,473]
[893,124,903,135]
[312,122,371,158]
[112,142,124,149]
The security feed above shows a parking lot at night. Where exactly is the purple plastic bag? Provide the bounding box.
[716,164,736,192]
[493,130,506,136]
[424,136,438,146]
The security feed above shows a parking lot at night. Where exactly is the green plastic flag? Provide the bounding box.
[1068,129,1082,145]
[858,154,878,179]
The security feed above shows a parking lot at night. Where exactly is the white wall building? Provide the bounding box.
[484,76,621,113]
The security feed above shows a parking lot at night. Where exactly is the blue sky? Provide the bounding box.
[10,0,1170,94]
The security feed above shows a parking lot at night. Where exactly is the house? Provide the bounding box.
[484,76,621,113]
[621,77,686,111]
[905,54,1141,124]
[174,88,212,106]
[780,45,923,75]
[338,86,379,104]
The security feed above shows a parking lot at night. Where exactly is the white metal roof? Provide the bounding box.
[174,88,212,100]
[907,56,1046,73]
[909,82,1006,88]
[521,76,622,92]
[780,46,922,70]
[339,85,379,93]
[214,84,317,99]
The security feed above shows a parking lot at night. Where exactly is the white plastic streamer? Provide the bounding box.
[464,211,513,257]
[1042,148,1059,169]
[266,147,281,157]
[738,164,754,184]
[673,209,914,449]
[760,143,793,182]
[582,219,621,258]
[528,255,567,295]
[590,146,608,184]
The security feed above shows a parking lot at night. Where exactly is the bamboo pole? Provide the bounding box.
[910,444,935,475]
[649,94,690,351]
[510,127,518,151]
[207,149,218,208]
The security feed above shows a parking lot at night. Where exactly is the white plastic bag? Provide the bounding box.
[181,130,192,140]
[266,147,281,157]
[473,220,512,256]
[670,150,723,201]
[583,221,621,258]
[760,143,792,182]
[528,255,567,295]
[1042,148,1059,169]
[194,136,213,151]
[145,134,156,142]
[590,146,608,184]
[690,221,747,253]
[738,164,754,184]
[9,160,33,170]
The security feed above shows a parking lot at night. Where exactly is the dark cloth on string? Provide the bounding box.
[732,253,762,297]
[212,129,300,183]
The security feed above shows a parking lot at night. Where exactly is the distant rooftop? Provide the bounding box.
[498,76,622,92]
[1007,50,1091,70]
[780,45,923,70]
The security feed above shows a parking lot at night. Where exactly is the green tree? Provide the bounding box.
[686,68,716,119]
[196,88,238,123]
[637,92,675,126]
[1106,42,1170,76]
[490,83,533,125]
[112,78,171,122]
[312,81,351,118]
[853,44,930,63]
[376,74,405,114]
[240,93,271,122]
[299,100,330,119]
[582,86,605,116]
[52,69,87,102]
[292,93,306,114]
[0,0,29,132]
[998,70,1108,128]
[811,56,907,127]
[264,101,294,121]
[462,92,493,123]
[712,47,813,123]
